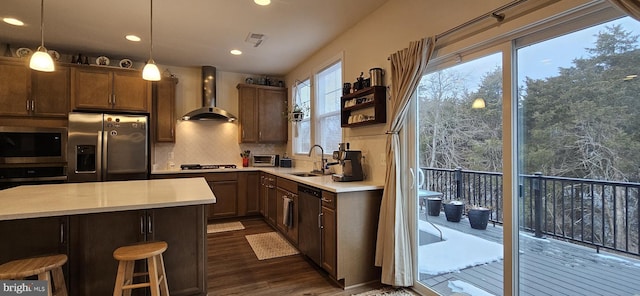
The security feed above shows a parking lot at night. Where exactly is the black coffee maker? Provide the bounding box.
[331,143,364,182]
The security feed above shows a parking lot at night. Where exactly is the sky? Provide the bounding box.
[436,16,640,93]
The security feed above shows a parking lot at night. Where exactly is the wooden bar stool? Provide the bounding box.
[113,241,169,296]
[0,254,68,296]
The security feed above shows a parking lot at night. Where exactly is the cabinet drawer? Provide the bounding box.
[276,177,297,193]
[321,191,336,209]
[205,172,238,182]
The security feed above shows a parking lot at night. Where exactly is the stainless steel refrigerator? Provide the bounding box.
[67,112,148,182]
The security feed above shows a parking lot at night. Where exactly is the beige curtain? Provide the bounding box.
[607,0,640,20]
[375,37,435,286]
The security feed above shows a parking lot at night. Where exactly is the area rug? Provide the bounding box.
[245,232,299,260]
[418,220,503,275]
[351,287,418,296]
[207,221,245,234]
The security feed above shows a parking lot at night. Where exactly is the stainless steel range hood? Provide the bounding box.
[182,66,237,121]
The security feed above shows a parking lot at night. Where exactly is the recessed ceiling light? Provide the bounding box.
[3,17,24,26]
[230,49,242,55]
[254,0,271,6]
[125,35,141,42]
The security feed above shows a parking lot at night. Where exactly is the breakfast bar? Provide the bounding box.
[0,177,214,296]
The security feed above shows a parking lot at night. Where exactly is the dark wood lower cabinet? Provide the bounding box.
[0,216,68,266]
[150,206,206,296]
[67,205,206,296]
[69,210,143,295]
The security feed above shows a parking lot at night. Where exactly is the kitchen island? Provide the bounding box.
[0,177,214,296]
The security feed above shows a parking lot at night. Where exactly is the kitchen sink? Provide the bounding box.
[289,172,323,177]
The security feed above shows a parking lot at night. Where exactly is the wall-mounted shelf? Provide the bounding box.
[340,86,386,127]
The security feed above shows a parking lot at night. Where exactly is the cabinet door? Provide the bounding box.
[69,211,144,296]
[238,171,260,216]
[276,188,286,232]
[208,180,238,219]
[257,88,287,143]
[321,206,337,277]
[0,216,68,264]
[32,66,70,117]
[71,67,112,110]
[0,60,30,116]
[112,70,150,112]
[150,206,206,296]
[238,86,258,142]
[154,78,177,142]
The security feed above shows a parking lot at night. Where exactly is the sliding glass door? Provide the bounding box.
[515,15,640,296]
[413,51,504,295]
[409,3,640,296]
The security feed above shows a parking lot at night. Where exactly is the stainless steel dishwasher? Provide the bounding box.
[298,185,322,266]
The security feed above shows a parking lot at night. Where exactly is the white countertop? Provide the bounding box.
[0,178,215,221]
[152,167,384,193]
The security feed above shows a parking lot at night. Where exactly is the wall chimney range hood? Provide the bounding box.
[182,66,237,121]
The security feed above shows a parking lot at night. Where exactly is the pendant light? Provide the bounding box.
[142,0,161,81]
[30,0,54,72]
[472,98,486,109]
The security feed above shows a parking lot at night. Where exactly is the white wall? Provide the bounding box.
[284,0,512,183]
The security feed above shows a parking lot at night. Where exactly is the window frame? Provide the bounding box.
[292,53,344,157]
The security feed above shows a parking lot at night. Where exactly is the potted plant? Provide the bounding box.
[426,197,442,217]
[240,150,251,167]
[443,200,464,222]
[468,206,491,230]
[286,102,310,122]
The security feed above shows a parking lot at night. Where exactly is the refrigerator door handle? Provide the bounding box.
[96,131,103,182]
[102,130,109,181]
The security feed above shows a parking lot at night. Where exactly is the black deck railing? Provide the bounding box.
[421,167,640,256]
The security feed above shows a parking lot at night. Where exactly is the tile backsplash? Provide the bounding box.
[153,120,285,170]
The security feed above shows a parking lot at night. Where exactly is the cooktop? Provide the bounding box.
[180,164,237,170]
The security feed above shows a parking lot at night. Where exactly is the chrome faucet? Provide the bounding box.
[308,144,326,174]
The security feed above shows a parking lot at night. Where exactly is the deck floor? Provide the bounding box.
[418,211,640,295]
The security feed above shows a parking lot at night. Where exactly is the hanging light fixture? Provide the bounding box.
[472,98,486,109]
[142,0,161,81]
[30,0,54,72]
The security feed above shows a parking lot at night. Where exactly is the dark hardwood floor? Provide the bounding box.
[206,217,385,296]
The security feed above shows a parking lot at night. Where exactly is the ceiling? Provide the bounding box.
[0,0,388,76]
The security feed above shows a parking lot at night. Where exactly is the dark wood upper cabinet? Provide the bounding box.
[71,66,150,113]
[153,77,178,142]
[237,84,287,143]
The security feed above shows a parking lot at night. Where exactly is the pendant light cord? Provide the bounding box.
[149,0,153,60]
[39,0,45,48]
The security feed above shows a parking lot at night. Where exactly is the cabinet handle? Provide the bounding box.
[140,215,145,234]
[242,129,245,139]
[59,221,65,244]
[148,214,153,234]
[26,100,30,112]
[30,100,35,111]
[171,128,174,137]
[112,94,116,106]
[319,212,324,229]
[259,131,262,140]
[321,198,332,203]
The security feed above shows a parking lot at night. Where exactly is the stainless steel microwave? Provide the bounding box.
[0,126,67,164]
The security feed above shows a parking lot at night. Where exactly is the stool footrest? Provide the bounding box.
[123,282,151,290]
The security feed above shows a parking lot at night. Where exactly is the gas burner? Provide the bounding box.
[180,164,237,170]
